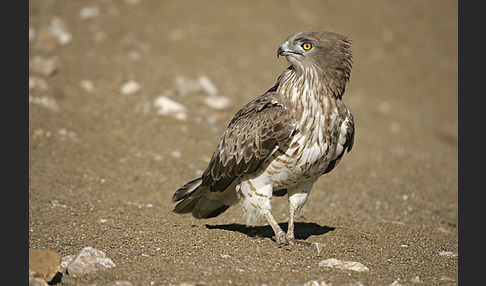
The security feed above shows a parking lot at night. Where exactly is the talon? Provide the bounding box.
[275,231,289,246]
[287,235,295,245]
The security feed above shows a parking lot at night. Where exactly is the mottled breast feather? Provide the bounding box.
[323,110,355,175]
[201,89,296,192]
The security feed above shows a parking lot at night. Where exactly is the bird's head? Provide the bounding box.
[277,30,353,85]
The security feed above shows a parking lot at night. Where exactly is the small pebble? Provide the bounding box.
[114,281,135,286]
[29,95,59,112]
[439,251,457,258]
[120,80,141,95]
[204,95,231,111]
[79,6,100,19]
[32,128,52,139]
[46,16,72,45]
[29,76,49,92]
[174,75,219,97]
[198,75,218,96]
[58,128,79,141]
[80,80,95,93]
[29,56,60,77]
[437,226,450,234]
[153,95,187,121]
[51,200,67,208]
[171,150,182,158]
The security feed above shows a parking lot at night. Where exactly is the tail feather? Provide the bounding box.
[172,178,202,202]
[191,197,230,219]
[172,177,232,219]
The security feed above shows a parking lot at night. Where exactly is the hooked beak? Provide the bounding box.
[277,41,302,58]
[277,42,288,58]
[277,45,285,58]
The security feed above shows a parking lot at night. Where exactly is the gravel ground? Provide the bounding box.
[29,0,458,285]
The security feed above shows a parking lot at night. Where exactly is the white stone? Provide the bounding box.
[171,150,182,158]
[58,128,79,141]
[439,251,458,258]
[47,16,72,45]
[29,76,49,91]
[204,95,231,111]
[51,200,67,208]
[120,80,141,95]
[198,75,218,96]
[174,75,219,97]
[80,80,95,93]
[153,95,187,121]
[318,258,369,272]
[79,6,100,19]
[64,247,116,277]
[29,95,59,112]
[30,56,60,77]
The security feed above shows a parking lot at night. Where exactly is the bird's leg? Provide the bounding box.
[240,180,288,245]
[287,204,297,244]
[287,182,313,244]
[263,209,288,246]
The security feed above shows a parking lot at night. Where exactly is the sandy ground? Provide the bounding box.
[29,0,458,285]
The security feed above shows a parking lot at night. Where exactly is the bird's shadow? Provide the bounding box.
[205,222,335,241]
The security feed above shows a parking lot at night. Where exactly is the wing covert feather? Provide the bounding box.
[201,91,296,192]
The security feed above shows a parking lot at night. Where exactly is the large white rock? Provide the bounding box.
[63,247,116,277]
[318,258,369,272]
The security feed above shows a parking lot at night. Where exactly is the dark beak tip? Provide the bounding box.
[277,46,283,58]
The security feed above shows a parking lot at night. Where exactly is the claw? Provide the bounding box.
[275,231,290,246]
[287,234,296,245]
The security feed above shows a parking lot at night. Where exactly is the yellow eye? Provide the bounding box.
[302,42,312,50]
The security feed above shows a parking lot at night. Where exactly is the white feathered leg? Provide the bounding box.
[238,178,290,245]
[286,181,313,244]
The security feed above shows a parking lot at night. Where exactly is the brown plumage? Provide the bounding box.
[172,30,355,245]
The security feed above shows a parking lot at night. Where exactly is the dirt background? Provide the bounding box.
[29,0,458,285]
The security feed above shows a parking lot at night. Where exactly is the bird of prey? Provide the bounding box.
[172,30,355,245]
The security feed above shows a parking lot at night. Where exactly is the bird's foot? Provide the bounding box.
[275,230,290,246]
[286,234,296,245]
